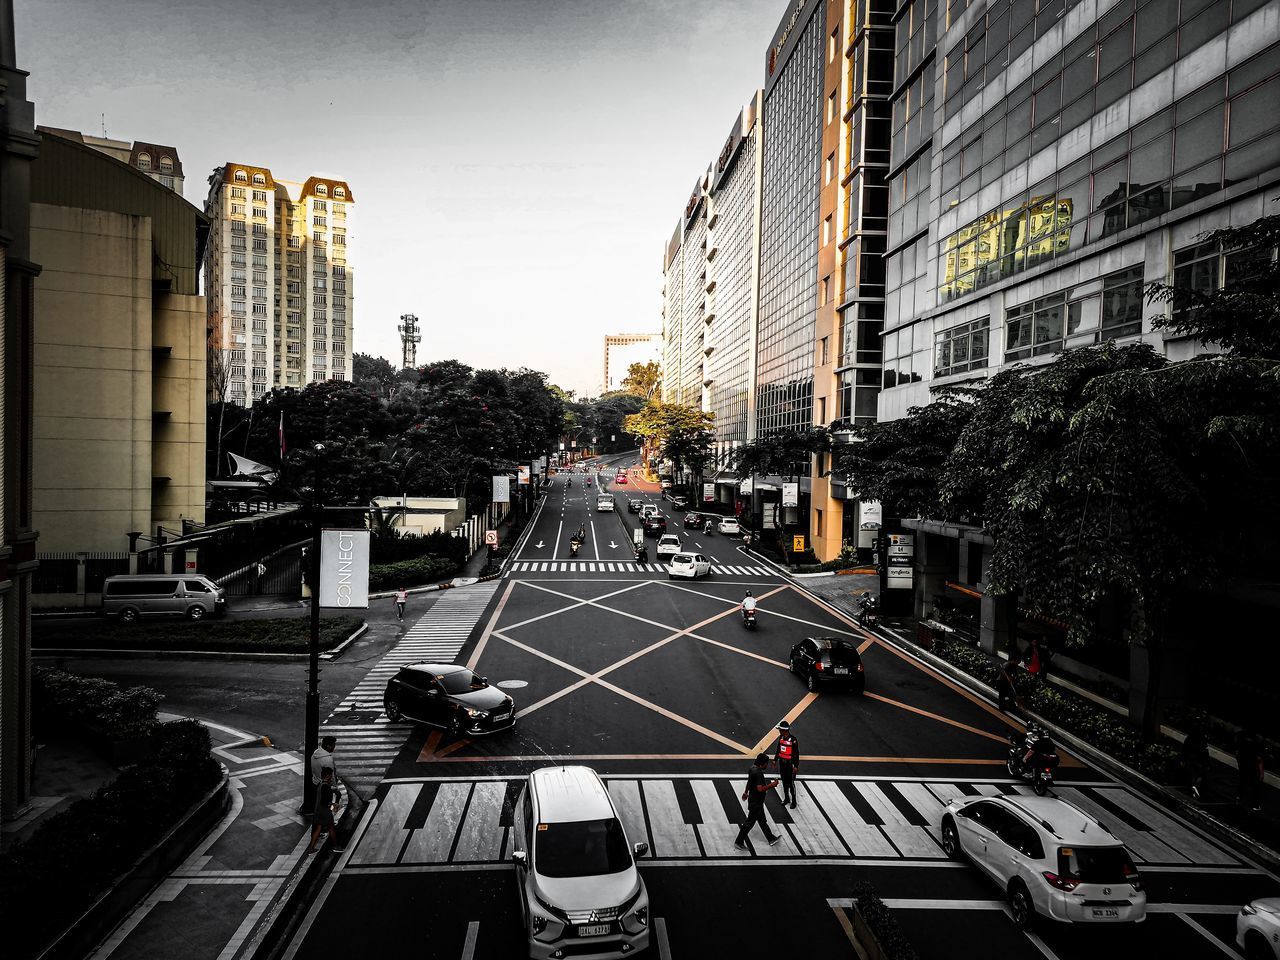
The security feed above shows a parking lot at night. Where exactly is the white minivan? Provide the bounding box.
[102,575,227,623]
[512,766,650,959]
[596,494,615,512]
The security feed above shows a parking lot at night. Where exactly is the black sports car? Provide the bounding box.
[789,637,865,694]
[384,662,515,735]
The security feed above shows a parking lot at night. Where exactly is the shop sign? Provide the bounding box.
[782,482,799,508]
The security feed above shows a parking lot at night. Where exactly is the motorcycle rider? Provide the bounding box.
[703,518,714,535]
[741,590,758,622]
[1018,723,1055,769]
[856,591,877,626]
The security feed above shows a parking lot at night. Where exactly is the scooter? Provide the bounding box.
[634,544,648,564]
[569,538,581,558]
[856,591,879,628]
[703,521,715,536]
[1007,723,1060,796]
[742,607,757,630]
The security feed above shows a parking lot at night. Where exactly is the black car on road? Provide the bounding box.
[789,637,865,694]
[642,514,668,536]
[627,498,645,513]
[683,511,704,529]
[384,663,515,736]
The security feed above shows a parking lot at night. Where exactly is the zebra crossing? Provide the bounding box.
[346,775,1241,868]
[321,582,501,792]
[510,560,780,577]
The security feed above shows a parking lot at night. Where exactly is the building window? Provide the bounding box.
[882,323,928,388]
[1005,293,1066,361]
[253,190,268,203]
[313,216,327,227]
[231,187,246,199]
[313,200,327,212]
[829,27,839,63]
[820,336,829,365]
[316,184,329,196]
[160,156,173,172]
[825,152,835,184]
[136,152,152,171]
[253,173,266,185]
[815,508,825,538]
[823,216,833,246]
[160,175,174,189]
[828,90,837,123]
[234,169,248,183]
[934,317,990,378]
[1100,266,1145,341]
[334,186,346,198]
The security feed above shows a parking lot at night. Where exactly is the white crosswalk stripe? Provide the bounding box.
[509,560,779,578]
[320,582,501,793]
[346,776,1242,868]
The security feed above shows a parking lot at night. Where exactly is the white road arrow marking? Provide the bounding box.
[609,541,617,549]
[535,541,544,549]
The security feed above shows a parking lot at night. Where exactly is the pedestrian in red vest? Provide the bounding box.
[775,720,800,808]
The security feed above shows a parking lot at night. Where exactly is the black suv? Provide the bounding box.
[642,514,667,536]
[627,498,644,513]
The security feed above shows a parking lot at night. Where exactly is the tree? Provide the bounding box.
[623,400,714,480]
[620,360,662,401]
[732,428,833,481]
[352,352,399,400]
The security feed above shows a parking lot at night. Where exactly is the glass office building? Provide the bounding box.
[756,0,825,437]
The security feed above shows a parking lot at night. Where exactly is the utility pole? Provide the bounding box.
[301,443,325,813]
[397,313,422,370]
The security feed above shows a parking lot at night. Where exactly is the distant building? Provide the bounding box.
[204,164,354,405]
[37,126,185,196]
[31,130,209,605]
[0,3,40,821]
[601,333,662,394]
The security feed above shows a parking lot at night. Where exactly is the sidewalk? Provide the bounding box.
[85,716,334,960]
[799,574,1280,867]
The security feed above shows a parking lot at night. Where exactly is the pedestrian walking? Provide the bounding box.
[774,721,800,809]
[310,735,338,788]
[394,586,408,622]
[1180,726,1210,801]
[254,561,267,595]
[1236,729,1265,812]
[1023,635,1051,681]
[734,753,782,849]
[995,657,1021,712]
[307,767,344,854]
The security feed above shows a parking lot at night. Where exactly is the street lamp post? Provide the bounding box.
[301,442,325,813]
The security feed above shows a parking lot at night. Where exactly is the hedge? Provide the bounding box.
[371,530,468,566]
[1,719,222,959]
[931,636,1181,783]
[35,616,363,653]
[34,669,161,741]
[852,882,919,960]
[368,555,458,591]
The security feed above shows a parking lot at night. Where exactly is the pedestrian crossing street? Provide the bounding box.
[347,775,1240,868]
[510,560,779,578]
[321,582,502,793]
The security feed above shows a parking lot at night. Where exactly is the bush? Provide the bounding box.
[1,719,222,959]
[34,617,363,654]
[852,882,919,960]
[1165,704,1280,769]
[371,529,468,566]
[33,669,161,741]
[368,555,458,591]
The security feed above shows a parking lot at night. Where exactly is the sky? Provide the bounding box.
[17,0,784,397]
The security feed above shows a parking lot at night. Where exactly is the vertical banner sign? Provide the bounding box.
[886,533,915,589]
[518,465,531,485]
[492,475,510,503]
[859,500,883,528]
[739,477,754,495]
[559,442,566,451]
[319,529,370,609]
[702,482,714,502]
[782,482,799,508]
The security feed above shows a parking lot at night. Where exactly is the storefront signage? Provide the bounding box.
[739,477,754,495]
[319,529,369,609]
[859,500,883,529]
[518,465,530,485]
[782,482,799,508]
[886,532,915,590]
[768,0,808,77]
[703,483,715,502]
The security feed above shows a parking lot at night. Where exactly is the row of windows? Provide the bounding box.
[136,153,174,172]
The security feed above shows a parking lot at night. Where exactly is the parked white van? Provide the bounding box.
[102,575,227,624]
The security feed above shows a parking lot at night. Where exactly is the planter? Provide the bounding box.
[850,906,891,960]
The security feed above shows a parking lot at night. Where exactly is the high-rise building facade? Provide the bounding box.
[705,95,764,492]
[880,0,1280,424]
[661,226,683,402]
[680,175,710,408]
[38,127,185,196]
[204,165,354,405]
[602,333,662,395]
[756,0,825,440]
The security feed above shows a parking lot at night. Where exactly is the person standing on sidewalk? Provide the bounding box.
[310,735,339,789]
[734,754,782,849]
[394,586,408,622]
[775,721,800,809]
[995,657,1022,713]
[307,767,344,854]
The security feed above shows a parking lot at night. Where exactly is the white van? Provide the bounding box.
[102,575,227,624]
[512,766,650,959]
[596,494,615,512]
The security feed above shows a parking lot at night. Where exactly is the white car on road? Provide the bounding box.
[596,494,615,512]
[1239,898,1280,959]
[668,553,711,579]
[656,534,681,558]
[512,766,650,959]
[717,517,741,535]
[939,793,1146,929]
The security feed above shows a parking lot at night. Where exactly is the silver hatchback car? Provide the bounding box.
[512,766,650,959]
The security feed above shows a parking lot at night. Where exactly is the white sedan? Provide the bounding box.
[656,534,682,558]
[717,517,741,535]
[668,553,711,579]
[1239,898,1280,959]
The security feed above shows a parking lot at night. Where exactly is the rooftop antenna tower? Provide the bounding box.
[397,313,422,369]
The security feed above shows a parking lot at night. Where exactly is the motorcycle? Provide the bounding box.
[569,537,582,558]
[703,521,714,536]
[742,606,757,630]
[634,544,648,564]
[856,591,879,628]
[1007,723,1060,796]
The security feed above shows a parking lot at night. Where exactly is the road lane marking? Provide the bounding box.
[497,579,649,632]
[654,917,671,960]
[751,691,820,755]
[863,692,1012,746]
[462,579,516,672]
[1177,913,1239,958]
[460,921,479,960]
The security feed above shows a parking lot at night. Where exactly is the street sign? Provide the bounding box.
[782,482,799,508]
[792,534,806,553]
[318,529,370,609]
[886,532,915,589]
[518,465,530,485]
[702,482,714,502]
[492,475,510,503]
[184,559,197,571]
[485,529,498,546]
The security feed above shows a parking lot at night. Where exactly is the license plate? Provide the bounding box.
[832,667,849,675]
[492,712,510,722]
[578,924,610,937]
[1090,908,1120,919]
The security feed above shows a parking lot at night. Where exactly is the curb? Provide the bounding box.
[33,768,231,960]
[34,620,369,664]
[319,621,369,661]
[826,600,1280,874]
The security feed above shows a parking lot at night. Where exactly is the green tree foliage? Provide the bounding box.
[352,352,400,399]
[620,360,662,400]
[623,400,715,478]
[731,428,832,480]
